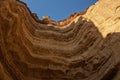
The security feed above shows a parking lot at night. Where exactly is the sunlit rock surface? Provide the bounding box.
[0,0,120,80]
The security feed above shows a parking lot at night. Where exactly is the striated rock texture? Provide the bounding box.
[0,0,120,80]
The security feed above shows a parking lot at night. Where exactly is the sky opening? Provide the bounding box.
[20,0,98,21]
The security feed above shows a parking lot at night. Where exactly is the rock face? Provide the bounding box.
[0,0,120,80]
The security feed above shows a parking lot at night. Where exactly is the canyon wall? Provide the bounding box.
[0,0,120,80]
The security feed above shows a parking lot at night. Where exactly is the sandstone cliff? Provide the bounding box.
[0,0,120,80]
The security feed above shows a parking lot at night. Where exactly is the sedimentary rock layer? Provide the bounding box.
[0,0,120,80]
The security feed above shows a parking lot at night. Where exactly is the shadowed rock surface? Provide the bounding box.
[0,0,120,80]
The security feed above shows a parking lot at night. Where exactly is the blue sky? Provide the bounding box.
[20,0,98,21]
